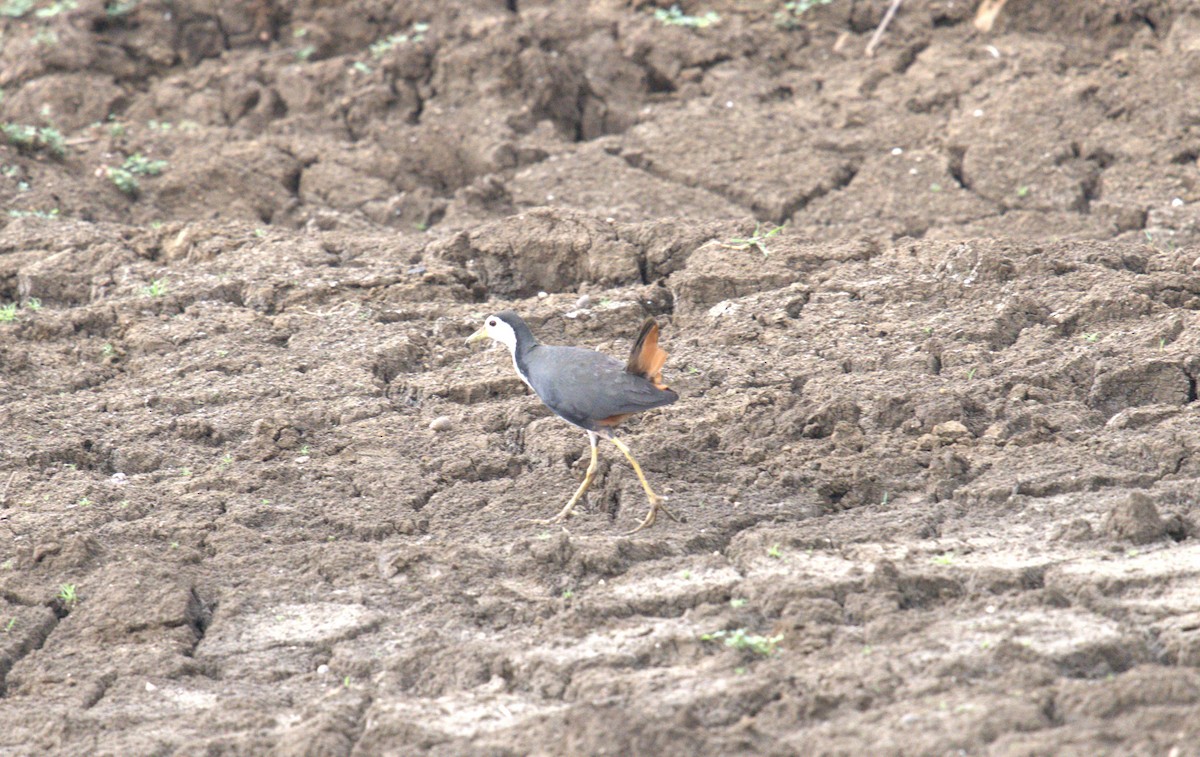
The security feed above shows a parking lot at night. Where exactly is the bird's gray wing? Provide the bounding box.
[528,347,676,426]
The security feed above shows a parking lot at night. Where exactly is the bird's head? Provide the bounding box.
[465,311,524,354]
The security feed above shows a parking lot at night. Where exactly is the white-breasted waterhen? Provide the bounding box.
[466,311,679,533]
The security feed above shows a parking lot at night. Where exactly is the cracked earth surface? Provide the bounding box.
[3,0,1200,754]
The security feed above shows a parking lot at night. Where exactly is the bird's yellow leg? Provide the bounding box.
[539,432,599,524]
[611,436,678,534]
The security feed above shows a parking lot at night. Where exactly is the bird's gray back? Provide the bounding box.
[524,345,676,430]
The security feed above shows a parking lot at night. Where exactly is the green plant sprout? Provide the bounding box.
[0,303,17,322]
[700,628,784,656]
[105,0,138,17]
[369,22,429,57]
[721,223,783,256]
[654,5,719,28]
[122,153,167,176]
[142,279,167,297]
[107,166,139,195]
[35,0,76,17]
[57,583,78,608]
[0,0,34,18]
[1,124,65,158]
[776,0,834,28]
[7,208,60,220]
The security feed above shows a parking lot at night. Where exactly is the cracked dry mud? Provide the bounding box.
[3,1,1200,754]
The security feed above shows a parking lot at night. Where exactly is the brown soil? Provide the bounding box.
[3,0,1200,754]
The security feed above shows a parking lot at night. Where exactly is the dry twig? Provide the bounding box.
[866,0,905,57]
[974,0,1009,33]
[0,471,15,508]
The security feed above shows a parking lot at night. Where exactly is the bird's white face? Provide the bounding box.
[466,314,517,354]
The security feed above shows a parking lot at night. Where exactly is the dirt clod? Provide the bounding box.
[1104,492,1167,545]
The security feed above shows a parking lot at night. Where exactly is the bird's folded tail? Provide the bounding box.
[626,318,670,390]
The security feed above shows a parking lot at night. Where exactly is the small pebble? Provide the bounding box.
[1172,197,1184,207]
[537,291,549,298]
[145,682,158,692]
[317,664,330,675]
[575,295,591,309]
[294,455,310,464]
[429,416,453,432]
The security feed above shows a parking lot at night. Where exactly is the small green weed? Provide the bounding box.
[106,167,139,196]
[3,618,14,633]
[655,4,719,28]
[767,544,782,559]
[352,61,373,75]
[0,0,33,17]
[561,589,574,599]
[57,583,78,608]
[101,343,116,357]
[34,0,75,17]
[1083,332,1099,343]
[105,0,138,16]
[0,303,17,322]
[1016,185,1031,198]
[776,0,834,28]
[77,497,91,507]
[369,22,429,57]
[142,279,167,297]
[123,153,167,176]
[730,598,747,608]
[701,628,783,657]
[931,552,955,566]
[25,297,41,311]
[721,222,783,256]
[35,0,76,17]
[1,124,65,158]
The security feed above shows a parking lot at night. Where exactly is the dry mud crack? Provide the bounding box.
[3,1,1200,754]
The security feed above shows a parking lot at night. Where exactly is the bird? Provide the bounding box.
[466,311,679,533]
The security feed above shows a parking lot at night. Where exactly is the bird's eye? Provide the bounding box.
[488,319,497,327]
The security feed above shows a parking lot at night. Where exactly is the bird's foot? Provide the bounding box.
[624,496,678,535]
[524,501,578,527]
